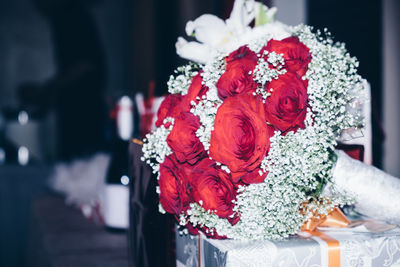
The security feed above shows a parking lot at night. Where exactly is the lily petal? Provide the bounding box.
[185,14,229,47]
[175,37,214,64]
[226,0,256,35]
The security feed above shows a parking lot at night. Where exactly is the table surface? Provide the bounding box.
[28,194,130,267]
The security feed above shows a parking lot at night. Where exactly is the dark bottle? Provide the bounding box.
[104,96,134,230]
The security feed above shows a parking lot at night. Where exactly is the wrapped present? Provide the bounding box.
[176,224,400,267]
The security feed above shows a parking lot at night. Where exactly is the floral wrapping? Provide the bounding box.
[328,151,400,225]
[176,226,400,267]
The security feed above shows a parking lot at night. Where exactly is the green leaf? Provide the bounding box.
[255,3,268,27]
[255,4,277,26]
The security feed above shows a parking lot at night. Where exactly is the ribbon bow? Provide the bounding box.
[301,207,350,267]
[302,207,350,232]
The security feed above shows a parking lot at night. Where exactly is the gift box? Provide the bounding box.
[176,224,400,267]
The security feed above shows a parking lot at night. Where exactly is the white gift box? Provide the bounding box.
[176,224,400,267]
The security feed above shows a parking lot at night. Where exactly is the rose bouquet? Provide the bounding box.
[141,0,387,240]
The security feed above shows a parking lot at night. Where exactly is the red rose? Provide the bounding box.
[217,46,258,100]
[225,46,258,70]
[240,168,268,184]
[262,36,311,77]
[186,223,228,239]
[183,71,208,106]
[155,94,186,127]
[228,151,272,184]
[167,112,206,165]
[216,68,258,100]
[158,155,191,215]
[190,158,236,219]
[201,226,228,239]
[264,72,308,133]
[209,94,274,181]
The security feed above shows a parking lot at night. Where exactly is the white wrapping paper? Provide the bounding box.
[176,226,400,267]
[331,150,400,224]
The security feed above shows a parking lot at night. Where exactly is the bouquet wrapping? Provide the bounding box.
[142,0,400,240]
[329,150,400,224]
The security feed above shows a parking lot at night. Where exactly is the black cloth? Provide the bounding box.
[128,141,175,267]
[48,4,106,160]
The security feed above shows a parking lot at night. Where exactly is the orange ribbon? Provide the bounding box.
[198,234,202,267]
[131,138,144,145]
[301,207,350,232]
[302,207,350,267]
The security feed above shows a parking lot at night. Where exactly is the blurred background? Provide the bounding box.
[0,0,399,266]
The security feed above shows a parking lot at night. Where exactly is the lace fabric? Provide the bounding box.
[332,150,400,224]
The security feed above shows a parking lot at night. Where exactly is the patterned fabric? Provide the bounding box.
[176,226,400,267]
[331,150,400,225]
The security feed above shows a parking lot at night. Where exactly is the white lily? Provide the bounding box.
[175,37,215,64]
[225,0,257,36]
[176,0,290,64]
